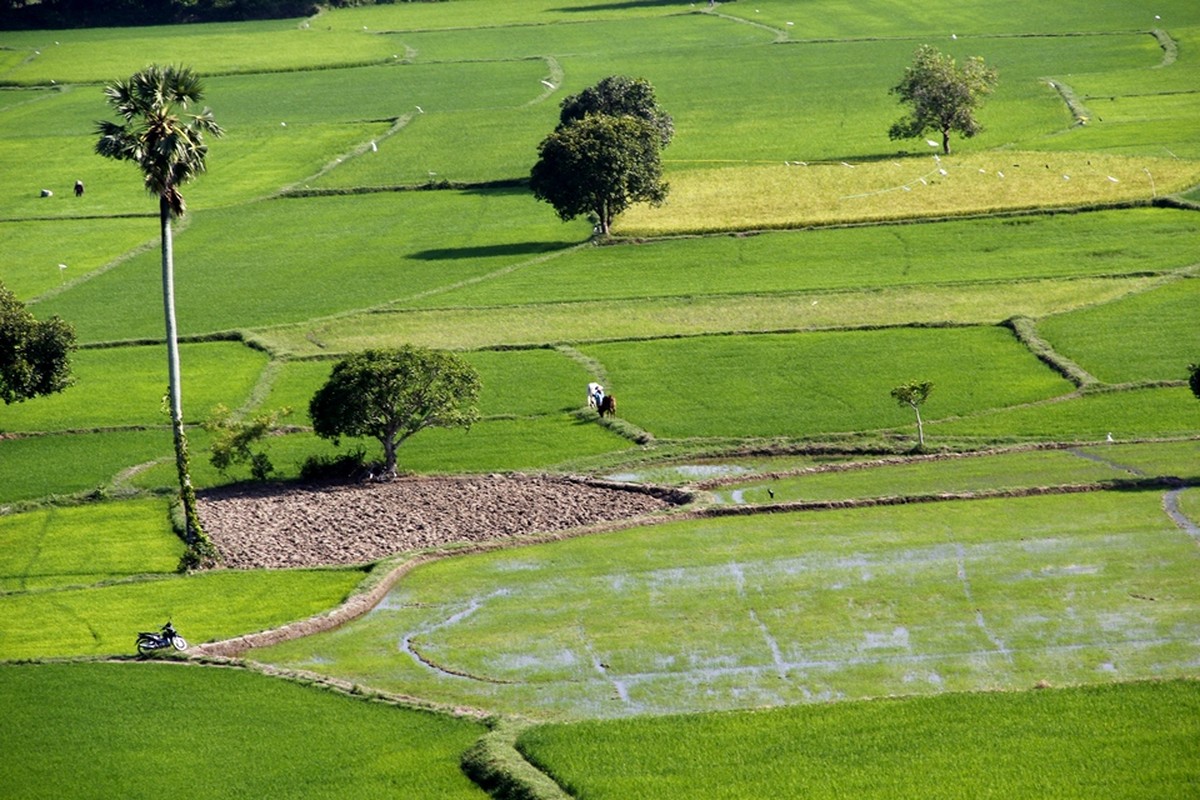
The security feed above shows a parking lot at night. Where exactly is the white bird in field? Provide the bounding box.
[926,139,939,148]
[415,105,424,113]
[540,80,555,89]
[1107,176,1119,182]
[370,141,377,152]
[1106,432,1114,442]
[58,263,67,271]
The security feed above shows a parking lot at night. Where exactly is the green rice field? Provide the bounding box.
[2,0,1198,796]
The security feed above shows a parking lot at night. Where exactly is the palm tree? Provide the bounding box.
[95,65,223,554]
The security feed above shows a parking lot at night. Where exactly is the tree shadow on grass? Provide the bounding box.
[408,241,583,261]
[550,0,689,12]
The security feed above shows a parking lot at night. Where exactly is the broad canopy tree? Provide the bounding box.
[309,346,482,479]
[889,45,998,155]
[95,64,223,549]
[530,75,671,235]
[0,282,75,406]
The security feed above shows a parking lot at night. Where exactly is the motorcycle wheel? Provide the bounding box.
[172,636,188,651]
[136,640,156,656]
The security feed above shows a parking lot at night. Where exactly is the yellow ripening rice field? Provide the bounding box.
[618,151,1200,235]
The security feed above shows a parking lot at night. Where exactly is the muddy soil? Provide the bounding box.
[197,474,677,569]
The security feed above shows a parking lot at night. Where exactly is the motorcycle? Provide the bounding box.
[136,621,188,656]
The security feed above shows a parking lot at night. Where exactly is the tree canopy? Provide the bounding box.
[1188,362,1200,401]
[888,45,998,155]
[531,108,669,235]
[0,283,75,406]
[309,346,481,478]
[558,75,674,149]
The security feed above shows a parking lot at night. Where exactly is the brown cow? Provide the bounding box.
[598,394,616,417]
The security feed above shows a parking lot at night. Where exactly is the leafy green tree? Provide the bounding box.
[888,45,998,155]
[204,404,292,481]
[558,75,674,148]
[95,64,223,548]
[309,347,481,478]
[1188,362,1200,401]
[891,380,934,449]
[530,113,669,235]
[0,283,75,406]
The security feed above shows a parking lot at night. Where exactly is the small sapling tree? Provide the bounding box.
[1188,362,1200,401]
[204,404,292,481]
[891,380,934,449]
[0,282,75,407]
[309,346,481,479]
[889,45,998,155]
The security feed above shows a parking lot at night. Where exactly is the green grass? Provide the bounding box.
[518,679,1200,800]
[255,490,1200,719]
[0,429,170,504]
[0,341,268,433]
[708,445,1162,505]
[401,208,1200,309]
[1037,275,1200,385]
[930,386,1200,441]
[0,662,486,800]
[31,192,589,342]
[580,327,1072,439]
[0,498,180,592]
[0,567,366,659]
[0,217,154,300]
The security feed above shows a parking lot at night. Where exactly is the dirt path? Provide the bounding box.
[197,474,681,569]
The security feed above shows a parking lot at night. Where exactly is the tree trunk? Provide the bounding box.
[160,197,205,545]
[941,129,951,155]
[913,404,925,449]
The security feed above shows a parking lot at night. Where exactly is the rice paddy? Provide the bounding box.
[1,0,1198,796]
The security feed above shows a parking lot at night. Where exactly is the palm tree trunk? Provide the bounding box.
[160,197,205,545]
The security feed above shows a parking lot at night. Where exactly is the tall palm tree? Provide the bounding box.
[95,65,223,554]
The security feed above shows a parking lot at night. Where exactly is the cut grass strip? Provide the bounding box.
[517,679,1200,800]
[256,276,1159,356]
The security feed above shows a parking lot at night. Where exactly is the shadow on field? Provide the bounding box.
[552,0,685,11]
[409,241,581,260]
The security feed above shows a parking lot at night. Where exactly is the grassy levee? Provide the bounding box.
[516,679,1200,800]
[1036,274,1199,385]
[0,662,488,800]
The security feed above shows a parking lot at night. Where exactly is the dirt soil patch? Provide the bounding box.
[198,475,679,569]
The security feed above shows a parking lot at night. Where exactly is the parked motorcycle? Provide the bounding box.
[135,621,188,655]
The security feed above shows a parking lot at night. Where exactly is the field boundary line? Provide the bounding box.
[697,477,1195,518]
[1163,488,1200,544]
[1004,316,1096,388]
